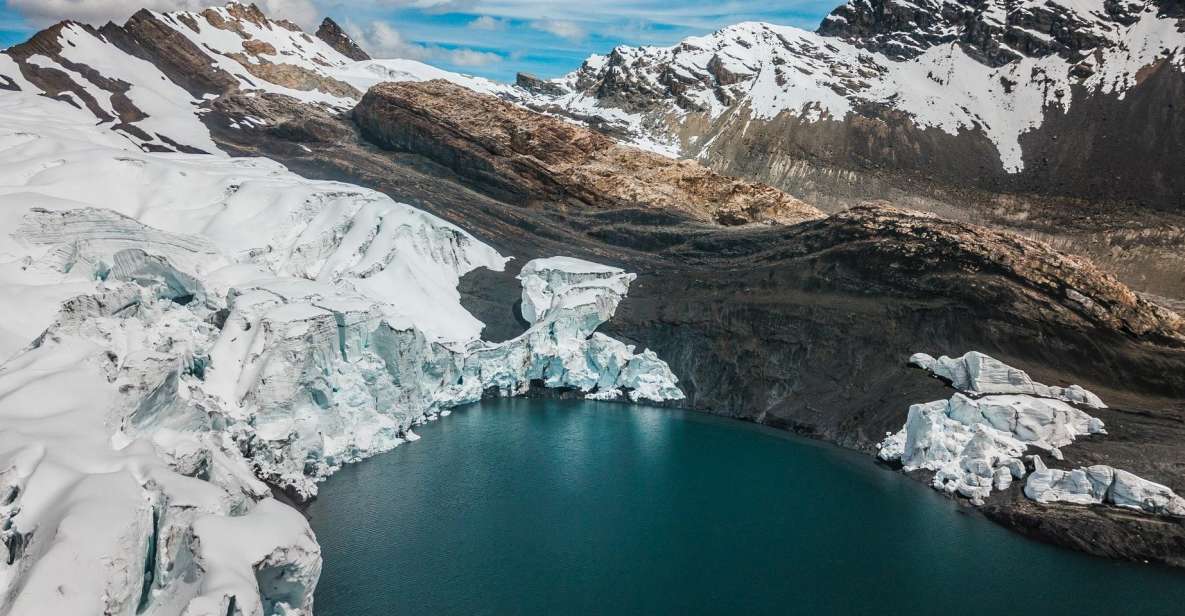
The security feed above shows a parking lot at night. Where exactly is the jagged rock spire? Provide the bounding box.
[316,17,371,61]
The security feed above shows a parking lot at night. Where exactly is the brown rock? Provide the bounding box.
[791,203,1185,344]
[102,9,239,97]
[242,39,277,56]
[354,80,823,226]
[224,53,360,99]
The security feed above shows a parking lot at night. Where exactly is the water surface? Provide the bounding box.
[308,399,1185,615]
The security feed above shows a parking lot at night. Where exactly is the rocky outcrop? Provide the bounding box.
[783,205,1185,345]
[817,0,1146,66]
[224,51,360,98]
[516,72,566,96]
[354,80,823,226]
[102,8,240,97]
[316,17,370,61]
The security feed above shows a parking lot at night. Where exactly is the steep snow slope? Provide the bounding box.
[520,1,1185,173]
[0,76,681,615]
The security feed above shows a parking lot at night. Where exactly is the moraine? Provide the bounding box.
[308,399,1185,615]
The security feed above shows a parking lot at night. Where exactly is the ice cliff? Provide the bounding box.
[878,352,1107,505]
[0,86,681,615]
[881,351,1185,516]
[1025,462,1185,517]
[908,352,1106,408]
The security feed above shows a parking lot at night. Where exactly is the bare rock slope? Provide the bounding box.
[355,80,823,226]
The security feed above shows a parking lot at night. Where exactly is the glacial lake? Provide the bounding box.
[307,399,1185,615]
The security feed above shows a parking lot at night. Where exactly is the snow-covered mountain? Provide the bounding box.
[0,5,683,615]
[8,0,1181,212]
[517,0,1185,209]
[0,3,507,155]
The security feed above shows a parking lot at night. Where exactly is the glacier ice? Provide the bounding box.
[0,86,683,615]
[880,352,1106,506]
[1026,465,1185,517]
[909,351,1106,408]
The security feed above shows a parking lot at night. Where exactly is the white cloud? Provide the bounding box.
[347,20,426,59]
[530,18,584,40]
[7,0,320,30]
[255,0,320,29]
[468,15,506,30]
[448,48,502,66]
[347,20,502,67]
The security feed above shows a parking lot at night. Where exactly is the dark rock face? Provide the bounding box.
[102,9,239,97]
[1016,61,1185,207]
[818,0,1148,66]
[817,0,962,61]
[315,18,370,61]
[515,72,566,96]
[696,56,1185,204]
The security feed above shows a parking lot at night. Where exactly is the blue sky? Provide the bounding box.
[0,0,839,81]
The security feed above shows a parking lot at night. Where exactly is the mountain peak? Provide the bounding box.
[317,17,371,61]
[817,0,1164,66]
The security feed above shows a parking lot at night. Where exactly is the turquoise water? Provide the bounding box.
[307,399,1185,615]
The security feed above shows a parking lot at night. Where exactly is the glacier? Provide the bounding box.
[0,82,681,615]
[881,351,1185,516]
[1025,464,1185,517]
[879,351,1107,505]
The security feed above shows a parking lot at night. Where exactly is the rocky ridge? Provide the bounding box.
[315,17,370,62]
[0,2,362,153]
[818,0,1174,65]
[354,80,823,226]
